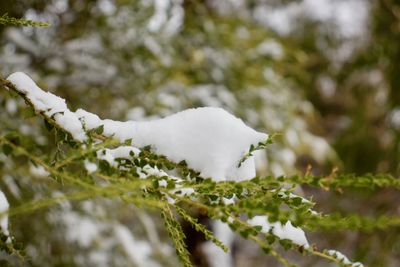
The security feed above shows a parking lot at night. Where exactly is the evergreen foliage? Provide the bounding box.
[0,14,49,27]
[1,1,400,266]
[1,75,399,267]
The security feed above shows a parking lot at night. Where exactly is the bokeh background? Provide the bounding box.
[1,0,400,266]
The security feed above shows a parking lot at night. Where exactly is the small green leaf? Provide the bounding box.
[95,125,104,135]
[2,144,12,155]
[209,194,219,201]
[43,119,54,132]
[292,197,303,207]
[124,139,132,145]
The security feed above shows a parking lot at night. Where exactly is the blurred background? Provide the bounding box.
[0,0,400,266]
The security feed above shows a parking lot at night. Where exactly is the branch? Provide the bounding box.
[0,13,49,27]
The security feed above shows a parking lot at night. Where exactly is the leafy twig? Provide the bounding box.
[0,13,49,27]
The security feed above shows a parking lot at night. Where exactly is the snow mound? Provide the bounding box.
[7,72,268,181]
[79,107,268,181]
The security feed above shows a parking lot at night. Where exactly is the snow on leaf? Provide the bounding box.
[247,215,309,248]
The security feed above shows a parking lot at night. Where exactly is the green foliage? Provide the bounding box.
[175,206,229,253]
[238,133,277,167]
[0,13,49,27]
[0,232,24,258]
[162,206,193,267]
[1,76,400,267]
[1,2,400,265]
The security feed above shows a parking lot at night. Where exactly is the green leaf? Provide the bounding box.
[161,206,193,267]
[0,13,50,27]
[292,197,303,207]
[95,125,104,135]
[2,144,12,155]
[43,119,54,132]
[124,138,132,145]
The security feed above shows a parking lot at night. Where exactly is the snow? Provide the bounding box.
[97,0,116,16]
[84,160,98,174]
[275,190,312,205]
[148,0,170,32]
[247,215,309,247]
[253,0,369,38]
[158,179,168,187]
[202,221,234,267]
[302,134,332,163]
[96,146,140,168]
[7,72,87,142]
[80,82,267,183]
[256,40,284,59]
[390,108,400,130]
[61,211,103,247]
[172,187,195,197]
[0,190,10,236]
[222,195,235,205]
[327,250,350,264]
[29,164,50,178]
[5,71,313,263]
[3,175,21,198]
[326,250,364,267]
[140,165,170,178]
[277,148,296,167]
[5,99,17,114]
[80,107,267,181]
[114,225,160,267]
[147,0,183,36]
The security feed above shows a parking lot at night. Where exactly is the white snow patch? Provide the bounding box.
[257,40,284,59]
[202,221,234,267]
[7,72,87,141]
[254,0,369,38]
[302,134,332,163]
[223,195,236,205]
[62,212,103,247]
[5,99,18,115]
[3,175,21,198]
[172,187,195,197]
[0,190,9,236]
[277,148,296,167]
[80,107,267,181]
[148,0,170,32]
[29,164,49,178]
[97,0,116,15]
[147,0,183,36]
[326,250,364,267]
[84,160,98,174]
[275,190,312,205]
[97,146,140,167]
[141,165,169,177]
[327,249,351,264]
[76,108,103,130]
[247,215,309,247]
[114,225,160,267]
[158,179,168,187]
[390,108,400,130]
